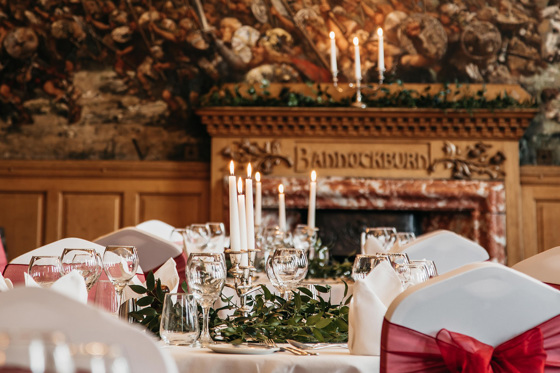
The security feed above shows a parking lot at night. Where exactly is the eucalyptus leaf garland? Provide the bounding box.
[129,272,352,344]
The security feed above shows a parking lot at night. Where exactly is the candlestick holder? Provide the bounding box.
[224,248,261,316]
[352,78,367,108]
[332,70,338,88]
[378,69,385,86]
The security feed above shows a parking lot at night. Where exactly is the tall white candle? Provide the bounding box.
[308,170,317,229]
[245,164,255,266]
[353,37,361,81]
[278,184,286,232]
[377,28,385,73]
[228,161,241,254]
[255,172,262,226]
[237,178,248,266]
[329,31,337,75]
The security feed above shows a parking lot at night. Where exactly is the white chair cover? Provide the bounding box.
[386,262,560,346]
[512,246,560,285]
[94,227,182,272]
[392,230,489,274]
[0,286,178,373]
[136,219,177,241]
[9,237,105,265]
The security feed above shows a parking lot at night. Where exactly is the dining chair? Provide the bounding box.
[136,219,177,241]
[94,227,186,283]
[380,262,560,372]
[512,246,560,290]
[3,237,111,285]
[0,286,178,372]
[0,237,7,274]
[391,230,489,274]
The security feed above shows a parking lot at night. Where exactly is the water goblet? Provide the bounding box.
[394,262,430,288]
[28,256,63,288]
[186,253,226,347]
[292,224,319,259]
[396,232,416,246]
[60,248,103,291]
[270,247,308,299]
[206,222,226,253]
[186,224,211,255]
[410,259,438,278]
[361,227,398,253]
[102,245,139,310]
[375,252,410,268]
[351,254,390,281]
[160,293,199,346]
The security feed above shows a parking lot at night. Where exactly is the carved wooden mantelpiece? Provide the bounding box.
[200,104,536,265]
[199,107,536,140]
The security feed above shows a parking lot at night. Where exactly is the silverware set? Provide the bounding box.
[264,338,319,356]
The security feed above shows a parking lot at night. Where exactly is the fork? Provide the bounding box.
[264,338,317,356]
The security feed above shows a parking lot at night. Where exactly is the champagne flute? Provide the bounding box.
[28,256,63,288]
[186,253,226,347]
[270,248,308,299]
[60,248,103,291]
[102,246,139,310]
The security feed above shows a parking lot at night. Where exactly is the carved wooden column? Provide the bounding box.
[198,106,536,264]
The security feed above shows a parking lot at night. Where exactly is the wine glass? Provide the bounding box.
[396,232,416,246]
[375,252,410,268]
[205,222,226,253]
[28,256,63,288]
[361,227,398,253]
[410,259,438,278]
[102,246,139,310]
[186,253,226,347]
[270,247,308,299]
[60,248,103,291]
[186,224,211,255]
[351,254,390,281]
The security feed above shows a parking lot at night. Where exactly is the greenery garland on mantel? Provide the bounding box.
[201,82,537,111]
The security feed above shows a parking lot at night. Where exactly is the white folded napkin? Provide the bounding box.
[24,270,88,304]
[362,236,385,254]
[348,260,404,356]
[0,272,13,292]
[123,257,179,302]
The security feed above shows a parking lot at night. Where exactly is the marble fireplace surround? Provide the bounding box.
[228,176,506,263]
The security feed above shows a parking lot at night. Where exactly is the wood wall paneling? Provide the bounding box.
[0,192,45,260]
[61,192,122,240]
[521,166,560,259]
[0,161,210,260]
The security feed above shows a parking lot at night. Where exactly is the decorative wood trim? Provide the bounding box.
[198,107,536,140]
[0,160,210,179]
[520,165,560,185]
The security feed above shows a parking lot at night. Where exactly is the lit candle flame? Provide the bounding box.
[377,28,383,37]
[238,177,243,194]
[247,163,252,178]
[229,160,234,176]
[278,184,284,194]
[311,170,317,182]
[353,37,359,46]
[255,172,261,182]
[329,31,335,40]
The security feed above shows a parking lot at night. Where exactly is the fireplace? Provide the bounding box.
[226,176,505,262]
[199,87,535,264]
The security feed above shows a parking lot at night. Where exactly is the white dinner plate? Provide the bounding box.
[208,343,279,355]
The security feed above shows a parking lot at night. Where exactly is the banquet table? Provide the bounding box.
[161,344,379,373]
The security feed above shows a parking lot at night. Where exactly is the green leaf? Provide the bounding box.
[136,296,155,307]
[315,318,332,329]
[129,285,148,294]
[146,272,155,292]
[138,308,157,316]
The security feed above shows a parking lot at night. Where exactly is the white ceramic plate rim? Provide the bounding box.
[208,344,279,355]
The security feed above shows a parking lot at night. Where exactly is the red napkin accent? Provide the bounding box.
[381,314,560,372]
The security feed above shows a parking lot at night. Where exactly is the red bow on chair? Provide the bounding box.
[436,328,546,373]
[380,314,560,373]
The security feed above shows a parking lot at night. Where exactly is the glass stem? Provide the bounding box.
[200,305,212,347]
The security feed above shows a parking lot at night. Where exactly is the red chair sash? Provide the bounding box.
[546,283,560,291]
[381,314,560,373]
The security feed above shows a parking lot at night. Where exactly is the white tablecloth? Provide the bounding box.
[162,344,379,373]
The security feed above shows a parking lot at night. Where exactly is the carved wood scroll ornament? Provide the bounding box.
[221,139,293,175]
[428,141,506,180]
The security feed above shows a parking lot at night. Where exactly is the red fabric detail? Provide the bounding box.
[546,283,560,291]
[0,239,7,274]
[3,264,26,284]
[381,314,560,373]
